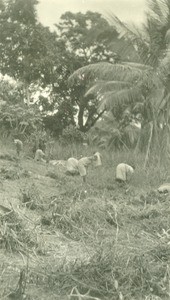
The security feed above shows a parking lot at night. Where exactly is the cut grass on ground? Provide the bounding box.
[0,141,169,299]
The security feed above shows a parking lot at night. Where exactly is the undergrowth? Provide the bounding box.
[0,208,37,253]
[37,184,170,299]
[0,139,170,299]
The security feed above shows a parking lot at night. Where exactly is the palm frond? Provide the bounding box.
[85,80,131,97]
[147,0,169,25]
[68,62,147,86]
[157,92,170,114]
[101,111,117,125]
[106,12,165,66]
[107,14,147,44]
[106,14,153,64]
[157,50,170,79]
[122,62,152,70]
[98,86,142,111]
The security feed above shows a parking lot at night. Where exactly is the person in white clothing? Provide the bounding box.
[158,183,170,194]
[93,152,102,167]
[66,154,98,182]
[116,163,135,183]
[34,149,46,162]
[66,157,79,175]
[78,156,95,182]
[14,139,23,157]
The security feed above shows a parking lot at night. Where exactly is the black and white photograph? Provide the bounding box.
[0,0,170,299]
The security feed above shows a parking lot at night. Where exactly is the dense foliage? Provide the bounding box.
[69,0,170,157]
[0,0,170,156]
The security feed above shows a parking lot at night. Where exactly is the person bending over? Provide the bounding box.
[34,149,46,162]
[14,139,23,157]
[66,154,98,182]
[93,152,102,167]
[78,155,96,183]
[116,163,135,184]
[65,157,79,175]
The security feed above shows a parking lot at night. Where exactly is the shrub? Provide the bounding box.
[59,125,87,145]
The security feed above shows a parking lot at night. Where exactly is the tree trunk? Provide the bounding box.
[84,109,106,131]
[24,83,30,106]
[144,122,153,168]
[78,104,85,131]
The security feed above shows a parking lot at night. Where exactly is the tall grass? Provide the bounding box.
[37,141,170,299]
[1,135,170,299]
[0,134,167,188]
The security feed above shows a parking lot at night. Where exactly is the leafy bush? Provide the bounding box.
[59,125,87,145]
[88,112,140,151]
[0,79,44,140]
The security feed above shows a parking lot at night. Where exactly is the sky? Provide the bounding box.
[37,0,147,30]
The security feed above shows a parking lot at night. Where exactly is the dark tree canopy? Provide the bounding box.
[0,0,58,86]
[0,0,139,138]
[50,11,122,132]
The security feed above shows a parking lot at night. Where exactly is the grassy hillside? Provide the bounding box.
[0,139,169,299]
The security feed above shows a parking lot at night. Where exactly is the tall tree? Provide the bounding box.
[51,11,122,132]
[69,0,170,159]
[0,0,58,103]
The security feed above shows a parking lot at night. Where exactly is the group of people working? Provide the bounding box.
[14,139,170,195]
[65,152,102,182]
[14,139,135,184]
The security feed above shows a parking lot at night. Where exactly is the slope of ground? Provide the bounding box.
[0,151,169,299]
[0,157,94,299]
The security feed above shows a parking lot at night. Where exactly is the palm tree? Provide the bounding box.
[68,0,170,165]
[89,111,140,151]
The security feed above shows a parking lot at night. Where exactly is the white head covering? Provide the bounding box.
[93,152,102,167]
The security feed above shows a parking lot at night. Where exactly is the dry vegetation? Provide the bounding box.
[0,139,170,300]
